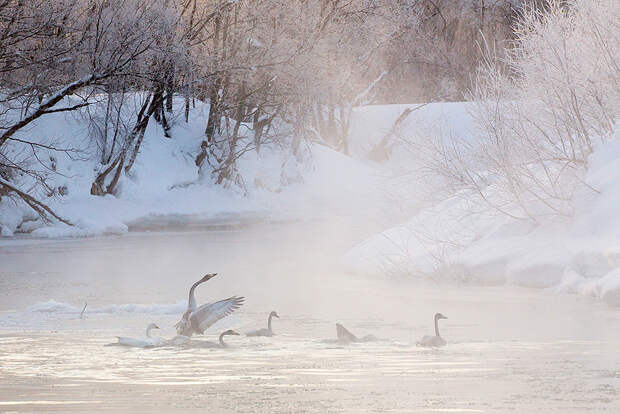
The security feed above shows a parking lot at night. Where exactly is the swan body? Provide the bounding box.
[115,323,164,348]
[417,313,448,347]
[247,311,279,337]
[335,323,377,344]
[175,273,244,337]
[417,335,446,347]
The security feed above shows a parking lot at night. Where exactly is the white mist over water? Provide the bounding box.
[1,222,619,413]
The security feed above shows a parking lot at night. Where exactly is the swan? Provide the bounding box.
[417,313,447,347]
[115,323,164,348]
[194,329,240,348]
[175,273,244,337]
[335,323,378,344]
[246,311,279,337]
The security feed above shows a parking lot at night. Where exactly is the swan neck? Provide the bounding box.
[188,279,203,311]
[434,317,440,337]
[146,326,153,338]
[219,332,226,346]
[268,314,274,332]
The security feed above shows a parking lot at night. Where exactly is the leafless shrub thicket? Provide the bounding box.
[428,0,620,222]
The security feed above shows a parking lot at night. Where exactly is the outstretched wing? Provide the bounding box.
[189,296,244,334]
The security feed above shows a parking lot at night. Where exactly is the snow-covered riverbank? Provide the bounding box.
[2,100,620,307]
[344,128,620,307]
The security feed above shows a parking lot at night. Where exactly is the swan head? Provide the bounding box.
[146,323,160,337]
[200,273,217,282]
[270,311,280,319]
[434,313,448,321]
[222,329,240,336]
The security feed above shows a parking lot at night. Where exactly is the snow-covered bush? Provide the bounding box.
[438,0,620,221]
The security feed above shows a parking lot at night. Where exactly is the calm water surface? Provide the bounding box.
[0,223,618,413]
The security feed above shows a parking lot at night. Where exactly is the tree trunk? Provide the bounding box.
[216,85,245,184]
[185,95,190,123]
[205,76,224,142]
[90,92,164,195]
[165,91,173,113]
[125,91,165,173]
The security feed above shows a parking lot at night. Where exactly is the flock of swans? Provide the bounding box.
[111,273,448,349]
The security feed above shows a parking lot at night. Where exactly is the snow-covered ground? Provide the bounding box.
[0,98,474,239]
[0,98,403,238]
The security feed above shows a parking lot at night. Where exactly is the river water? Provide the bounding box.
[0,222,619,413]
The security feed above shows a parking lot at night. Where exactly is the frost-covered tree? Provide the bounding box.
[0,0,527,224]
[0,0,162,221]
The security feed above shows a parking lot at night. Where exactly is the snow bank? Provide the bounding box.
[0,97,280,237]
[1,98,415,238]
[345,124,620,307]
[3,98,470,238]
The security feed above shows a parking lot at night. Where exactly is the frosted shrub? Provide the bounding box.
[448,0,620,220]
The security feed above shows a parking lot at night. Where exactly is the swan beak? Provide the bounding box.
[201,273,217,282]
[230,330,240,335]
[154,324,160,329]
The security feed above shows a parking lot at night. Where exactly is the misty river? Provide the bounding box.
[1,221,619,413]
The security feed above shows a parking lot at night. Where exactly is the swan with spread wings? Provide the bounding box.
[175,273,244,337]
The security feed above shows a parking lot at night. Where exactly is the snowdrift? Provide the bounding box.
[344,127,620,307]
[0,99,468,238]
[0,98,401,237]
